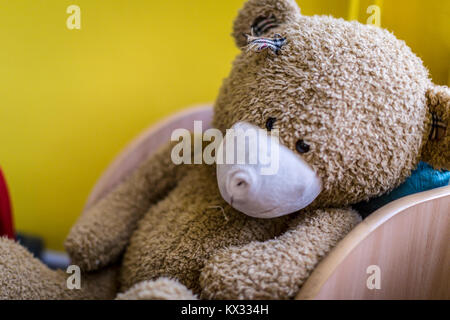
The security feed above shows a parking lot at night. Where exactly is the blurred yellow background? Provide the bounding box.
[0,0,449,250]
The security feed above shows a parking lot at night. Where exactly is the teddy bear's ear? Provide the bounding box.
[421,85,450,170]
[233,0,301,48]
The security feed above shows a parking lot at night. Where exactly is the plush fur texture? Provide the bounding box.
[64,141,189,272]
[200,209,361,299]
[116,278,197,300]
[0,0,448,300]
[0,237,118,300]
[118,164,290,294]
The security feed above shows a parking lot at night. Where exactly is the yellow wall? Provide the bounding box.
[0,0,448,250]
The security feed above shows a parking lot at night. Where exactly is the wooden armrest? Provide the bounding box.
[297,185,450,300]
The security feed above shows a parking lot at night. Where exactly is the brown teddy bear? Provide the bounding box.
[0,0,448,300]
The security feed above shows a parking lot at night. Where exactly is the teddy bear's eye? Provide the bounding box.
[296,140,310,154]
[266,117,276,131]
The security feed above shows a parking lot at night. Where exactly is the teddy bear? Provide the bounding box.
[0,0,448,300]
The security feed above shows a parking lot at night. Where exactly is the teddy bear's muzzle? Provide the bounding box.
[216,122,322,219]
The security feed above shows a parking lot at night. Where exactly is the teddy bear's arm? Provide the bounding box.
[200,208,361,299]
[65,140,188,272]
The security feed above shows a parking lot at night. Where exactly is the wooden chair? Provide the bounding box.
[85,105,450,300]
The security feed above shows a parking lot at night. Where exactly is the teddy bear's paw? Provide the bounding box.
[116,278,197,300]
[200,242,303,300]
[200,209,361,300]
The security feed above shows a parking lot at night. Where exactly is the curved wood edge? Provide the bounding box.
[84,104,214,211]
[296,184,450,300]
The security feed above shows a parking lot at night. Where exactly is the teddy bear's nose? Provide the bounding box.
[216,121,322,219]
[226,170,255,202]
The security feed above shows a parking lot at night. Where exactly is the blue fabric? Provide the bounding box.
[353,162,450,219]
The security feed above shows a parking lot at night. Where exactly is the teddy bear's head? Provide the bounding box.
[213,0,449,218]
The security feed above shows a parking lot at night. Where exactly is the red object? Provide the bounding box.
[0,168,15,239]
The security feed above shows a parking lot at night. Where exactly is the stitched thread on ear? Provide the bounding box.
[430,112,447,141]
[251,14,279,37]
[246,34,287,55]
